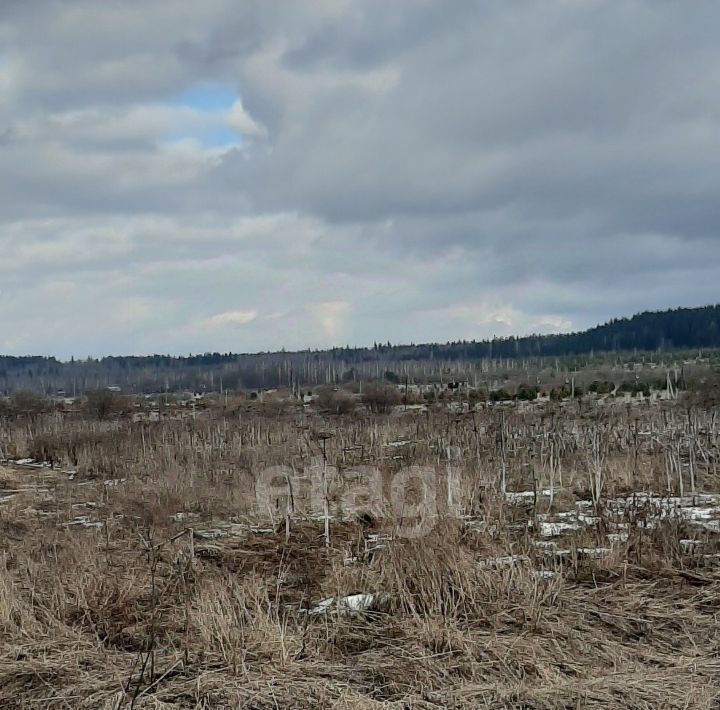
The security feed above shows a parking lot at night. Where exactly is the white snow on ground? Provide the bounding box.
[308,593,381,616]
[64,516,104,529]
[535,520,582,537]
[511,492,720,540]
[504,489,555,504]
[479,554,529,569]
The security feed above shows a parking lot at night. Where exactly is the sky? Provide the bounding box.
[1,1,719,359]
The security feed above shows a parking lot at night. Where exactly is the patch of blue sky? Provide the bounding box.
[164,83,242,149]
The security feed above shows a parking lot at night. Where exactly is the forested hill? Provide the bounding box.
[428,304,720,360]
[1,305,719,393]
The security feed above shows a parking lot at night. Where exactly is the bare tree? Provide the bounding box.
[586,423,608,510]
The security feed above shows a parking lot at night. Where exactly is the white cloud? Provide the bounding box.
[226,99,266,137]
[203,310,258,328]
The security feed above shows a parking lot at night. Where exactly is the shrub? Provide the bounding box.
[84,389,130,420]
[515,385,538,401]
[589,380,615,395]
[316,387,357,415]
[362,383,401,413]
[9,390,48,418]
[489,388,512,402]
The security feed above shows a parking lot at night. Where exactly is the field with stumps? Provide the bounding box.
[2,386,720,708]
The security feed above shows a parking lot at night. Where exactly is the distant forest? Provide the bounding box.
[1,305,719,394]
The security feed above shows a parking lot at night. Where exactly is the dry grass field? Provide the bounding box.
[1,393,720,708]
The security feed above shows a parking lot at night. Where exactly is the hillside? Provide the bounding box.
[1,305,719,393]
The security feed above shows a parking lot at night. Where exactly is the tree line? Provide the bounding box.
[1,305,718,394]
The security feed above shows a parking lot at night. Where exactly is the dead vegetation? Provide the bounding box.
[1,393,720,708]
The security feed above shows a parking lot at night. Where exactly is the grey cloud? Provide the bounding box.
[222,3,720,226]
[1,1,718,356]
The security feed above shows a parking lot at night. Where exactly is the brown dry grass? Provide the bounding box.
[0,397,719,708]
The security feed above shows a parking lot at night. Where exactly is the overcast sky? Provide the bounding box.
[1,1,718,358]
